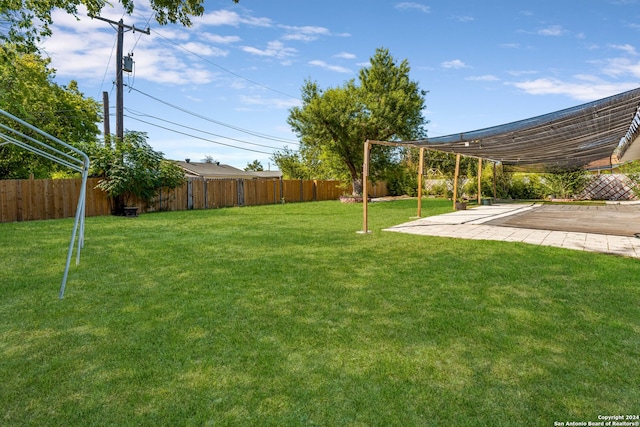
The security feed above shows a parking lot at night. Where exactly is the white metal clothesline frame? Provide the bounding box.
[0,108,90,299]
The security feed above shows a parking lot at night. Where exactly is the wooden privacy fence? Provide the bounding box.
[1,177,390,223]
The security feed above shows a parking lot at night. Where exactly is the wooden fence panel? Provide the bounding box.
[201,179,237,209]
[85,178,111,217]
[191,179,206,210]
[282,180,303,203]
[0,177,389,222]
[315,180,344,201]
[0,180,17,222]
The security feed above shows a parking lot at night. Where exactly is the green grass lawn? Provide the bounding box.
[1,199,639,426]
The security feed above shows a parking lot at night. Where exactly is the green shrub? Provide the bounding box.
[507,174,545,200]
[387,167,418,196]
[542,168,591,199]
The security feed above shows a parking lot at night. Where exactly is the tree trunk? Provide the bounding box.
[110,195,125,216]
[346,160,362,195]
[352,177,363,195]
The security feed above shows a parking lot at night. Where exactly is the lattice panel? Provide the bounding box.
[580,174,638,201]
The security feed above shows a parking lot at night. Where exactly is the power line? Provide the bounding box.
[99,34,118,96]
[124,107,291,151]
[124,114,274,155]
[125,84,299,145]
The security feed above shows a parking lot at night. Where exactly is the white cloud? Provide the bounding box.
[201,33,242,44]
[509,78,637,101]
[194,10,272,28]
[334,52,356,59]
[465,75,500,82]
[441,59,468,69]
[239,95,300,109]
[279,25,331,42]
[500,43,520,49]
[609,43,638,55]
[537,25,566,36]
[129,47,215,84]
[507,70,538,76]
[602,57,640,78]
[454,16,475,22]
[308,60,352,73]
[179,42,228,57]
[193,10,242,26]
[395,2,431,13]
[241,41,297,59]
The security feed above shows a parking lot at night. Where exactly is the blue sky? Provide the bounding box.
[41,0,640,169]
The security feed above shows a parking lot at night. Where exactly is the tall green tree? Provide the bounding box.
[0,45,101,179]
[1,0,238,52]
[285,48,427,194]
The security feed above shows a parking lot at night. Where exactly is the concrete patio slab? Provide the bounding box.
[384,203,640,258]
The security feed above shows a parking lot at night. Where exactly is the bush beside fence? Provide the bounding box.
[0,177,390,223]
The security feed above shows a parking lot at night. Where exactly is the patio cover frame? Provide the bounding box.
[361,87,640,232]
[0,109,90,299]
[404,87,640,171]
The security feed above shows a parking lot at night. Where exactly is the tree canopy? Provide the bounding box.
[283,48,427,194]
[0,0,239,51]
[0,44,101,179]
[244,160,264,172]
[91,131,185,214]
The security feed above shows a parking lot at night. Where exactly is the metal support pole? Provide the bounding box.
[416,147,424,217]
[493,162,497,199]
[453,153,461,210]
[360,140,371,234]
[477,158,483,204]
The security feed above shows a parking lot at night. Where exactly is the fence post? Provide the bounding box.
[204,179,208,209]
[273,179,277,204]
[237,179,245,206]
[187,179,193,210]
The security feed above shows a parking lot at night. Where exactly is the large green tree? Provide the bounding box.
[1,0,238,51]
[284,48,427,194]
[0,45,101,179]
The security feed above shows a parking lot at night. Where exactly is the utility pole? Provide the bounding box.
[102,91,110,147]
[92,16,150,143]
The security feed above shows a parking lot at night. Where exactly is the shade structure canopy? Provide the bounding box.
[403,87,640,171]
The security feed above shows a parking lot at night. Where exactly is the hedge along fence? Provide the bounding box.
[0,177,390,223]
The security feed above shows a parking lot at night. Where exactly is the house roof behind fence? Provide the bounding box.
[176,161,260,179]
[403,87,640,171]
